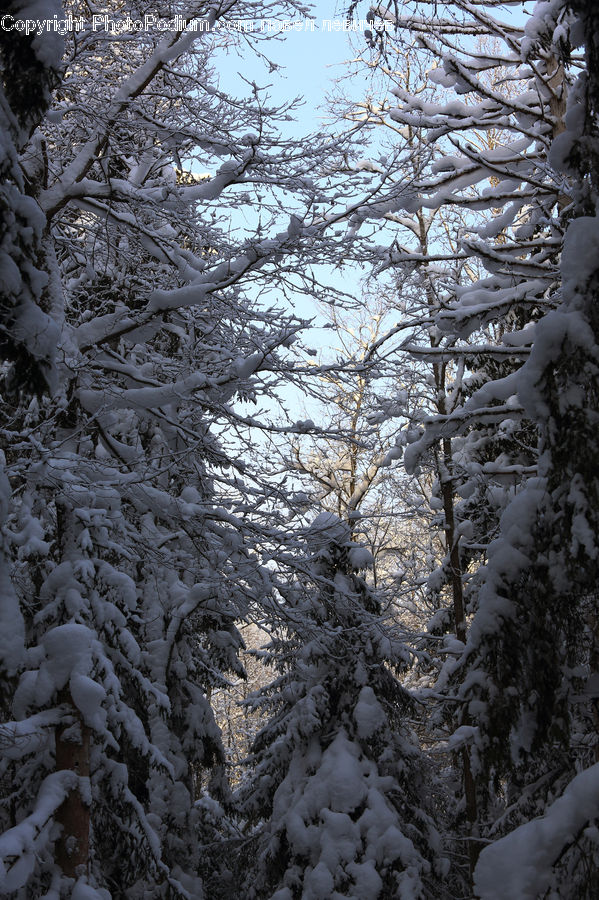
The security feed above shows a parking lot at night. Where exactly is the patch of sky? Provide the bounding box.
[204,1,379,336]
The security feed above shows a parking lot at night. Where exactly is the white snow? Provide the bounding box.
[354,687,385,739]
[348,546,374,570]
[474,764,599,899]
[0,771,78,893]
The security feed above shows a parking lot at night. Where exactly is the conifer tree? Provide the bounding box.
[238,513,444,899]
[471,1,599,894]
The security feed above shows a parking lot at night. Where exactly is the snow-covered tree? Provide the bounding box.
[340,0,584,884]
[0,0,63,393]
[237,513,444,899]
[0,3,403,896]
[468,0,599,894]
[350,0,599,890]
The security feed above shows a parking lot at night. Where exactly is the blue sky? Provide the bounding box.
[214,2,533,128]
[215,1,369,133]
[213,3,374,344]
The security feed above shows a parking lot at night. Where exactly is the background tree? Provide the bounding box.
[237,513,445,900]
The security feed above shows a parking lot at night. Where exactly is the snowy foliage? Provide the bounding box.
[237,514,443,899]
[0,0,63,393]
[3,0,599,896]
[0,1,396,896]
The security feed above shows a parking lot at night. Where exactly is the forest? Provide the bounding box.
[1,1,599,898]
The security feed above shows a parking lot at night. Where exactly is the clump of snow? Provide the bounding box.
[354,687,385,739]
[561,217,599,303]
[71,878,111,900]
[40,624,96,692]
[21,1,65,69]
[307,512,350,546]
[348,546,374,570]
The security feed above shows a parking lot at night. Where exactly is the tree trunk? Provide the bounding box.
[54,695,91,877]
[440,436,481,885]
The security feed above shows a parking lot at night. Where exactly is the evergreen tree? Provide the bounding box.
[0,0,63,393]
[238,513,444,899]
[471,0,599,894]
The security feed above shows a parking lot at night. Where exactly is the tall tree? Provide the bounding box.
[344,0,576,886]
[471,0,599,894]
[0,2,399,896]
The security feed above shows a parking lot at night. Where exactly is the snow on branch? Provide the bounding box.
[0,770,79,893]
[474,763,599,899]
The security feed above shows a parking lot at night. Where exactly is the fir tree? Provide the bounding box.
[238,513,444,899]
